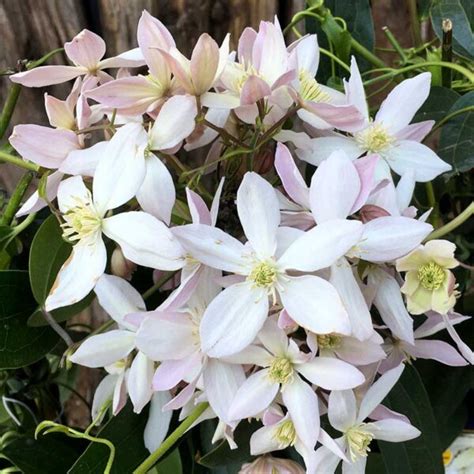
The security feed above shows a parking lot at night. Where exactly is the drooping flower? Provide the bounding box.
[396,239,459,315]
[174,171,364,357]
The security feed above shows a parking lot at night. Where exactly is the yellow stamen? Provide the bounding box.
[317,333,342,350]
[355,122,395,154]
[274,420,297,448]
[268,357,293,384]
[248,261,278,288]
[417,262,446,290]
[346,424,374,461]
[299,70,330,103]
[61,195,102,243]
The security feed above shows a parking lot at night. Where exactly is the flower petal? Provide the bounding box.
[279,276,351,335]
[10,66,83,87]
[200,282,269,357]
[65,29,105,68]
[144,391,172,453]
[69,329,135,367]
[237,172,280,259]
[279,219,363,272]
[59,141,107,177]
[190,33,220,95]
[368,419,420,442]
[128,351,154,413]
[328,389,357,432]
[102,212,185,270]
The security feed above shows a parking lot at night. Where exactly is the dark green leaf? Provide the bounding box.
[379,365,444,474]
[68,403,149,474]
[28,215,93,325]
[0,270,58,369]
[156,448,183,474]
[414,86,459,122]
[2,433,85,474]
[431,0,474,59]
[438,91,474,174]
[199,420,259,469]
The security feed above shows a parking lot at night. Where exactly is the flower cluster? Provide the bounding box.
[10,12,473,473]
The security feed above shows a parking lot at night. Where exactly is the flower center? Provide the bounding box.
[61,196,102,243]
[274,420,297,448]
[417,262,446,290]
[346,424,374,461]
[355,123,395,153]
[299,70,330,103]
[268,357,293,384]
[317,333,342,349]
[248,261,278,288]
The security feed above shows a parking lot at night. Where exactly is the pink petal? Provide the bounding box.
[190,33,220,95]
[351,154,379,213]
[65,29,105,69]
[304,102,366,133]
[153,352,202,390]
[240,75,272,105]
[411,339,468,366]
[10,65,83,87]
[396,120,435,142]
[187,188,212,225]
[238,27,257,64]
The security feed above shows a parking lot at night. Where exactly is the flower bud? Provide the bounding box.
[239,455,304,473]
[111,246,136,280]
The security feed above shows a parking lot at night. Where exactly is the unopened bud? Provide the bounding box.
[239,455,304,473]
[359,204,391,223]
[111,246,136,280]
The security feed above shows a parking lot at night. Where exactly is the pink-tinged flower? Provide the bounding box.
[275,143,432,340]
[287,35,366,133]
[174,172,364,357]
[159,31,229,97]
[396,240,459,315]
[226,319,365,450]
[10,29,145,87]
[70,274,154,414]
[87,11,179,116]
[313,365,420,473]
[301,57,451,181]
[45,124,186,311]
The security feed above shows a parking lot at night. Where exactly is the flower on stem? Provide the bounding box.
[396,239,459,315]
[10,29,144,87]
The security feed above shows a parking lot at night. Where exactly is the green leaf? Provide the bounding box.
[68,403,149,474]
[1,433,85,474]
[414,86,459,122]
[28,215,93,325]
[378,365,444,474]
[438,91,474,174]
[0,270,58,369]
[156,448,183,474]
[199,420,259,469]
[431,0,474,59]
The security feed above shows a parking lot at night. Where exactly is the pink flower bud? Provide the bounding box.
[111,246,136,280]
[239,456,304,474]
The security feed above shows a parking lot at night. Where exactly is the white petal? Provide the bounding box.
[375,73,430,133]
[135,313,196,361]
[369,419,420,442]
[250,424,283,455]
[200,282,269,357]
[328,390,357,433]
[59,141,107,177]
[385,140,451,182]
[279,219,363,272]
[149,95,197,150]
[237,172,280,259]
[102,212,185,270]
[282,375,320,449]
[69,330,135,367]
[344,56,369,121]
[136,153,175,225]
[128,351,154,413]
[93,123,147,213]
[330,258,373,341]
[172,224,247,274]
[310,152,361,222]
[279,276,351,335]
[144,391,172,453]
[228,369,278,420]
[356,216,432,263]
[92,374,117,423]
[369,269,414,344]
[357,364,404,422]
[94,273,145,329]
[57,175,91,214]
[298,136,362,166]
[203,359,245,423]
[297,357,365,390]
[45,238,106,311]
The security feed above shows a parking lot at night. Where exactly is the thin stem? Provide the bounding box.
[133,402,209,474]
[142,271,177,300]
[319,47,351,73]
[350,37,387,69]
[11,212,36,236]
[441,19,453,88]
[202,119,249,149]
[0,150,40,171]
[0,84,21,141]
[425,106,474,139]
[0,171,34,226]
[42,309,73,347]
[382,27,408,63]
[406,0,422,47]
[425,202,474,241]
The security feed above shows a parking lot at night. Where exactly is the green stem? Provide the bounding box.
[350,37,387,69]
[382,26,408,64]
[142,271,178,300]
[363,61,474,86]
[425,202,474,241]
[319,47,351,73]
[133,402,209,474]
[426,106,474,138]
[0,84,21,141]
[11,211,36,236]
[0,171,34,226]
[406,0,422,47]
[0,150,40,171]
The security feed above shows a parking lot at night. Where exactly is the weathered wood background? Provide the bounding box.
[0,0,411,425]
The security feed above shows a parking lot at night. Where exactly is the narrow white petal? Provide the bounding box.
[369,419,420,442]
[127,351,154,413]
[328,389,357,432]
[144,391,172,453]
